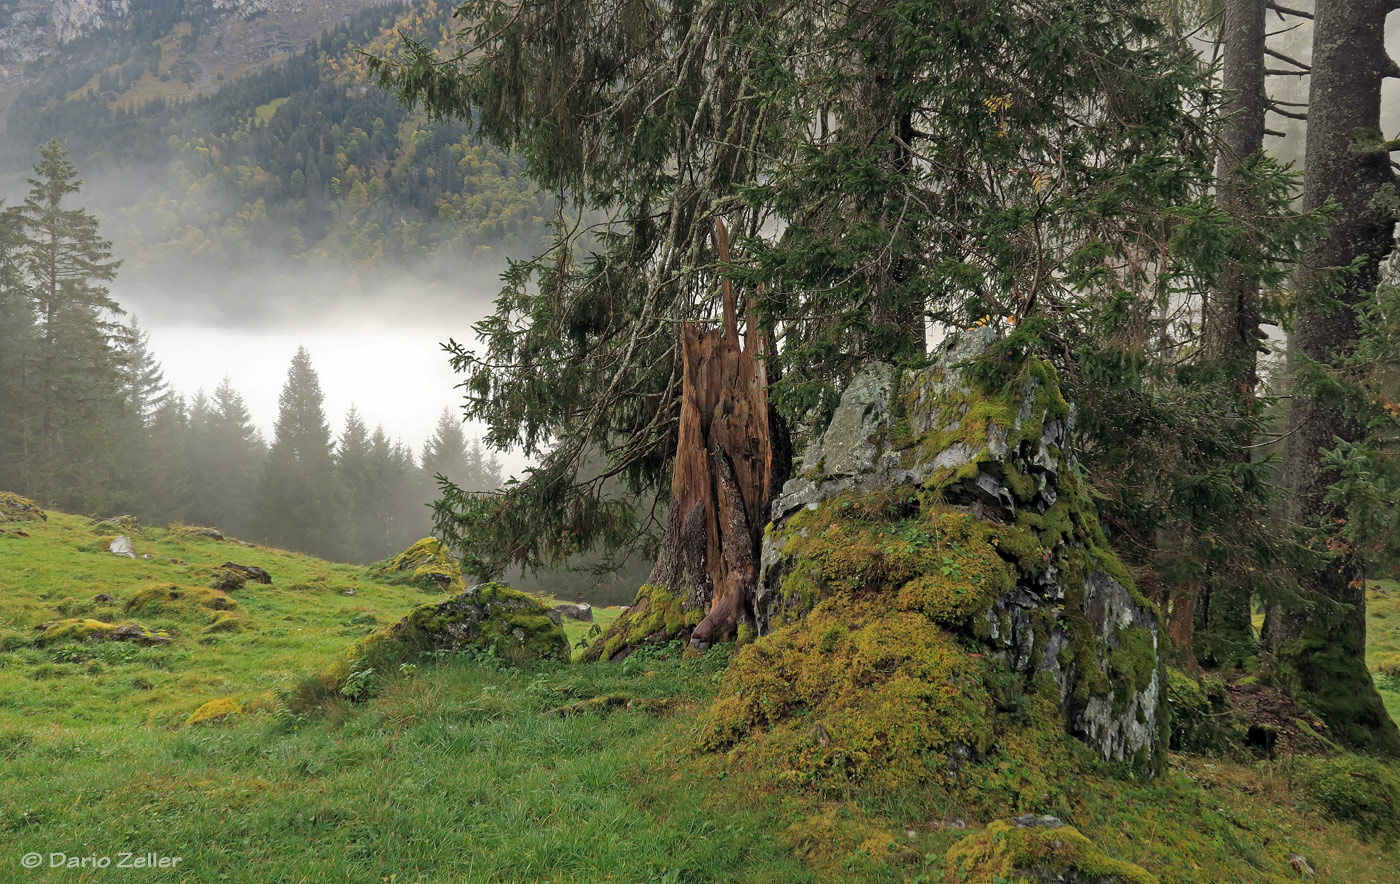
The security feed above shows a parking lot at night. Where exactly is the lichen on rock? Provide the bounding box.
[35,618,171,646]
[726,327,1164,781]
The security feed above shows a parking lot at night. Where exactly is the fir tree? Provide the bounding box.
[186,378,267,539]
[0,204,33,493]
[256,348,348,557]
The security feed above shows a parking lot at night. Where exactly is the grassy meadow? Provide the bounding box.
[1,507,1399,882]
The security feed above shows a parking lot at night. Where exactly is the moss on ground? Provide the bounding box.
[184,697,242,727]
[943,819,1158,884]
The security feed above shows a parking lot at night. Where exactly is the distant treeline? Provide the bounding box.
[0,141,502,564]
[3,1,552,269]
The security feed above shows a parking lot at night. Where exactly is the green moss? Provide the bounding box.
[943,819,1158,884]
[584,583,701,662]
[1108,626,1157,693]
[1291,753,1400,844]
[184,697,242,727]
[201,610,250,634]
[773,490,1014,627]
[699,598,994,792]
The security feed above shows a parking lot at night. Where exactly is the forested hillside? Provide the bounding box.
[0,1,551,272]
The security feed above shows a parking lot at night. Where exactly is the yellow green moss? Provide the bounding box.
[584,583,702,662]
[125,584,238,618]
[368,537,467,593]
[184,697,242,727]
[943,819,1158,884]
[699,598,994,792]
[201,610,251,634]
[0,491,45,522]
[35,618,117,644]
[774,489,1016,627]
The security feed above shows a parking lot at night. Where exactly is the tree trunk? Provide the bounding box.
[588,221,789,659]
[1189,0,1268,666]
[1266,0,1400,753]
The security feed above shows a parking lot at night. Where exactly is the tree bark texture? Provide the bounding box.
[1269,0,1400,753]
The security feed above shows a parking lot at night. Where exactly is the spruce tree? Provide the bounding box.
[18,140,125,510]
[256,348,349,557]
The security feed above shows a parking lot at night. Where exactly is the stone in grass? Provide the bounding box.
[211,570,246,592]
[942,817,1158,884]
[173,525,224,541]
[35,619,171,646]
[323,583,569,697]
[220,563,272,585]
[91,514,140,535]
[553,602,594,622]
[109,535,137,558]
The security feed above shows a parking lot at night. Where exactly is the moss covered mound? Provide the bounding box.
[368,537,467,593]
[36,618,170,646]
[943,818,1158,884]
[701,599,993,790]
[0,491,45,523]
[323,582,568,695]
[184,697,242,727]
[125,584,238,617]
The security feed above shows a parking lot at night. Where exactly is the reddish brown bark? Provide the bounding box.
[638,221,785,649]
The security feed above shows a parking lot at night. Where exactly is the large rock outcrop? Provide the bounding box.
[708,328,1164,777]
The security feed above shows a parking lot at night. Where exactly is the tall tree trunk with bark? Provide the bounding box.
[1185,0,1269,667]
[1265,0,1400,753]
[586,222,790,660]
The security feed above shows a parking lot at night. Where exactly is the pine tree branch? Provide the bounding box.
[1267,1,1313,19]
[1265,128,1287,137]
[1266,102,1308,121]
[1265,68,1310,77]
[1264,48,1310,70]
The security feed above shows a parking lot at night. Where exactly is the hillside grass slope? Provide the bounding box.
[1,504,1398,882]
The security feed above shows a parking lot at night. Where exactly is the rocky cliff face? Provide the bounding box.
[742,328,1164,771]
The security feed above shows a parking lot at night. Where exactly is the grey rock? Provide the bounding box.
[92,593,115,604]
[109,624,172,646]
[553,602,594,622]
[1287,854,1314,876]
[109,535,136,558]
[1012,814,1066,829]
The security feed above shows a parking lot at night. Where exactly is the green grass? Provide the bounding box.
[1367,580,1400,723]
[2,507,1400,882]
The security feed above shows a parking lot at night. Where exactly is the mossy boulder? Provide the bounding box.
[745,328,1164,776]
[35,618,171,646]
[0,491,45,523]
[172,525,224,541]
[368,537,467,593]
[1165,667,1245,754]
[184,698,242,727]
[323,583,568,694]
[943,817,1158,884]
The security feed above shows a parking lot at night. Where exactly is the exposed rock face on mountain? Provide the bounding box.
[707,328,1164,779]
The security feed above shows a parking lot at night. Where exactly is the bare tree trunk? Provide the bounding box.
[587,222,789,659]
[1266,0,1400,753]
